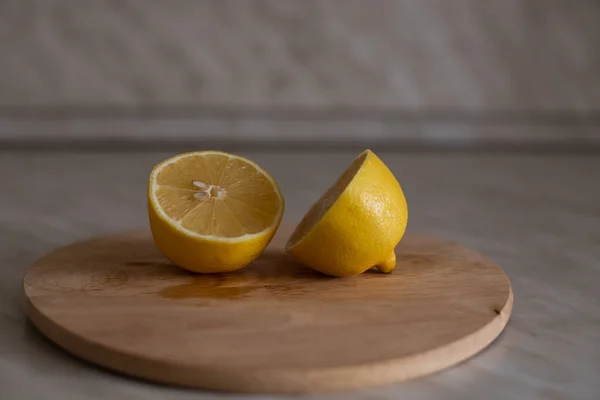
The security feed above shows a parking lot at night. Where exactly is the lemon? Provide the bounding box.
[286,150,407,277]
[148,151,284,273]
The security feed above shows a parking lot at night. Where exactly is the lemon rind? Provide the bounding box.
[285,149,371,252]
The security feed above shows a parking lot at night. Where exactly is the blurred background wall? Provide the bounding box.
[1,0,599,150]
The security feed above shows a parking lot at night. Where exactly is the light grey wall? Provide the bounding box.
[1,0,599,148]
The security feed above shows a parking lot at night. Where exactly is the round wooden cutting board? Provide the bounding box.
[23,224,512,393]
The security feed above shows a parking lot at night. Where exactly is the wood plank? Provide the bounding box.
[23,226,512,392]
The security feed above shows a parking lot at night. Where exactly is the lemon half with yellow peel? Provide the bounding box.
[286,150,407,277]
[148,151,284,273]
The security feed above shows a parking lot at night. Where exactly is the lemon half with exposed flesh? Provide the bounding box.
[286,150,407,277]
[148,151,284,273]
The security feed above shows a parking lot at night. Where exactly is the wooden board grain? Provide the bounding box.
[22,225,513,393]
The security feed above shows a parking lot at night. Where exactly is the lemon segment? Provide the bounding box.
[286,150,407,277]
[148,151,284,273]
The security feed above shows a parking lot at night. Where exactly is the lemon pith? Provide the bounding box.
[148,151,284,273]
[286,150,407,277]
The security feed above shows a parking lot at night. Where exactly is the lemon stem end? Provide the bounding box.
[376,251,396,274]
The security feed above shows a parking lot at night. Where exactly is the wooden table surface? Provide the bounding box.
[1,150,598,399]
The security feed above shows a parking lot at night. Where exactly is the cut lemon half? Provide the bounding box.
[286,150,407,277]
[148,151,284,273]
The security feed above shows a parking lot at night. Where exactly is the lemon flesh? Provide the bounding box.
[148,151,284,273]
[286,150,407,277]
